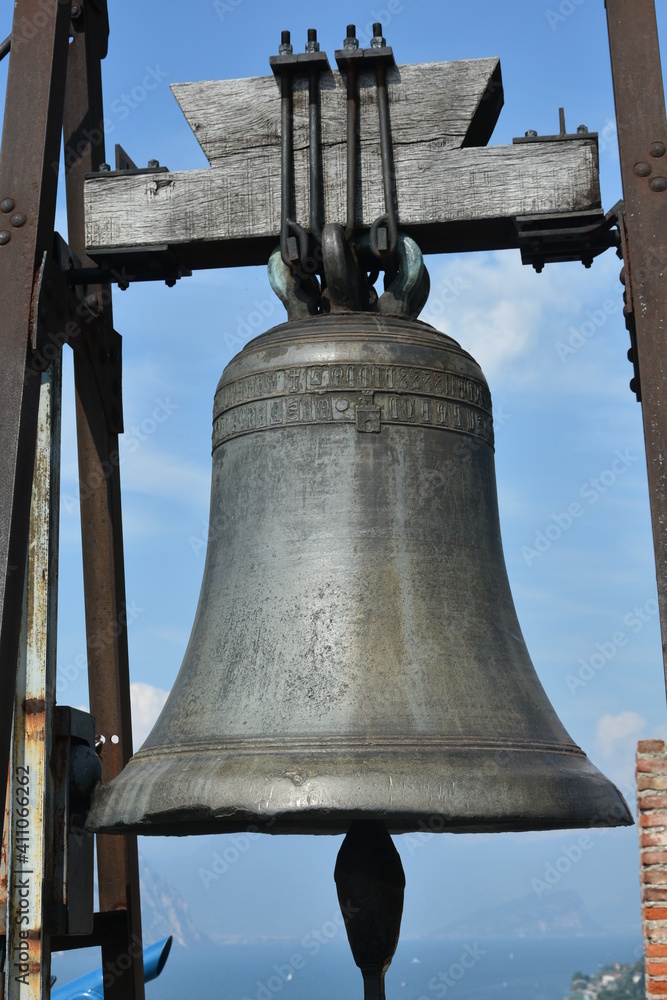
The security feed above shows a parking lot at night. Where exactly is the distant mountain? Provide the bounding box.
[434,889,604,939]
[139,854,209,949]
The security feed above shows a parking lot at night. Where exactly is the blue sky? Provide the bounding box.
[3,0,667,963]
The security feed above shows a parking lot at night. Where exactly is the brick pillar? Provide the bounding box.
[638,739,667,995]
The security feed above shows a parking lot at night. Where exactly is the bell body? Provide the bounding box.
[89,313,631,835]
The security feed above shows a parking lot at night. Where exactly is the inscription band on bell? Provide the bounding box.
[213,362,493,448]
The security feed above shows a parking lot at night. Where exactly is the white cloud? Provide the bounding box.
[130,681,169,748]
[595,711,646,759]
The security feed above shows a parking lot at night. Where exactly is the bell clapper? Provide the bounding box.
[334,821,406,1000]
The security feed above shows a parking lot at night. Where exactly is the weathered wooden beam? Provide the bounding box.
[171,59,503,167]
[85,138,600,269]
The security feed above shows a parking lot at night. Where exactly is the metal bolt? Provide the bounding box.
[577,124,589,134]
[344,24,359,50]
[71,4,82,18]
[0,231,11,246]
[279,30,293,56]
[619,266,626,286]
[305,28,320,53]
[524,129,538,138]
[148,158,160,169]
[0,198,15,213]
[650,142,666,158]
[99,162,111,172]
[649,176,667,192]
[634,161,651,177]
[10,213,26,228]
[370,22,386,48]
[84,293,100,312]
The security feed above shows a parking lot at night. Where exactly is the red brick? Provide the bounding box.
[644,833,667,847]
[642,797,667,810]
[647,945,667,958]
[648,961,667,977]
[642,814,667,828]
[638,760,667,773]
[646,907,667,920]
[645,889,667,902]
[643,872,667,885]
[639,740,667,754]
[647,981,667,994]
[643,852,667,866]
[641,777,667,791]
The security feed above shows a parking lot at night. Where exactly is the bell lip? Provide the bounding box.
[87,745,634,838]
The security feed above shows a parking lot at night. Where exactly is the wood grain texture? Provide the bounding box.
[84,139,600,269]
[171,58,503,167]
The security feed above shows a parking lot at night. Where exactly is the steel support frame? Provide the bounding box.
[0,1,144,997]
[62,5,145,997]
[606,0,667,695]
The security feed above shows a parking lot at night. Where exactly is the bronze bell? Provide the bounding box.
[88,311,632,836]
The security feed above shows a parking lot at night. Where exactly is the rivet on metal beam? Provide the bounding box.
[525,129,538,138]
[0,198,15,213]
[10,213,26,228]
[650,142,666,158]
[577,125,589,134]
[71,4,82,18]
[0,231,11,245]
[634,161,652,177]
[99,163,111,172]
[148,159,160,169]
[649,176,667,192]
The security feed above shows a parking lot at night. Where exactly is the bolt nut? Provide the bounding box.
[71,4,82,18]
[344,24,359,50]
[577,124,589,134]
[148,158,160,169]
[525,129,538,138]
[0,231,11,245]
[650,142,666,158]
[649,176,667,192]
[279,29,293,56]
[99,162,111,173]
[10,213,26,228]
[0,198,15,214]
[370,22,386,47]
[634,161,651,177]
[305,28,320,53]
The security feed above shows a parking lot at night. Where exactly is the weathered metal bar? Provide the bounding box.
[5,356,61,1000]
[0,0,71,857]
[84,138,601,270]
[0,35,11,63]
[63,4,145,999]
[606,0,667,697]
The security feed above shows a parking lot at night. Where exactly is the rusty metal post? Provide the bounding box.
[605,0,667,696]
[62,4,144,999]
[5,357,61,1000]
[0,0,71,854]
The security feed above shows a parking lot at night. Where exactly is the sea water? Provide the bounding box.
[51,935,642,1000]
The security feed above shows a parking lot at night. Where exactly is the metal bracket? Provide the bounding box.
[514,206,620,272]
[32,234,124,433]
[85,143,168,178]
